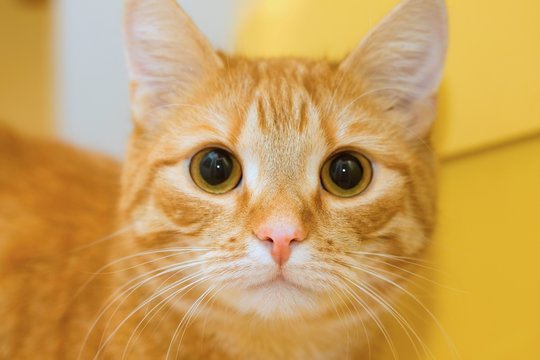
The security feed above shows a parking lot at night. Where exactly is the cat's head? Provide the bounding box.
[120,0,447,320]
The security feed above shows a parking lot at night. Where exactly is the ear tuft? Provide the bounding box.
[340,0,448,131]
[124,0,222,126]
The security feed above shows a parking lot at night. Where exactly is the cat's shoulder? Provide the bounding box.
[0,126,121,257]
[0,126,120,184]
[0,127,123,357]
[0,126,120,207]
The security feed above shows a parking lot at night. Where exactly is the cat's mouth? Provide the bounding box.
[247,272,308,292]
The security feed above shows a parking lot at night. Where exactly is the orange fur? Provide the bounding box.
[0,0,448,358]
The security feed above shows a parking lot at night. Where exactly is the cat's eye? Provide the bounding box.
[190,148,242,194]
[321,152,373,198]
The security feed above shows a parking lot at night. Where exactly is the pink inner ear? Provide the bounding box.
[339,0,448,103]
[123,0,223,127]
[124,0,222,79]
[123,0,160,78]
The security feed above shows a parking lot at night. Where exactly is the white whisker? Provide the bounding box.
[327,284,352,360]
[121,272,218,359]
[345,275,429,359]
[78,259,207,360]
[71,225,133,253]
[340,280,398,360]
[347,263,460,359]
[71,248,214,304]
[94,270,210,360]
[167,284,217,360]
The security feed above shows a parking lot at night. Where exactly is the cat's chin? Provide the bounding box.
[219,278,327,320]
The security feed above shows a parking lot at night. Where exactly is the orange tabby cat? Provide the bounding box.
[0,0,448,358]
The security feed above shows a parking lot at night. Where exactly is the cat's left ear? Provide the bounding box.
[124,0,223,128]
[340,0,448,137]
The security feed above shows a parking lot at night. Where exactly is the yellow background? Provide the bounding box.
[0,0,52,137]
[237,0,540,358]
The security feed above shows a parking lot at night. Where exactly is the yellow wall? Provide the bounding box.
[0,0,53,136]
[236,0,540,358]
[430,136,540,359]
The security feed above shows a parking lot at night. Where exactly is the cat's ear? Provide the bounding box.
[124,0,223,127]
[340,0,448,137]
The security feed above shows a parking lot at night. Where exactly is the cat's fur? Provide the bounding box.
[0,0,447,358]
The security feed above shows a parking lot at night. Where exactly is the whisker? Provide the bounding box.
[327,284,352,360]
[78,260,207,360]
[72,251,210,309]
[336,87,407,121]
[330,283,371,360]
[120,270,197,359]
[324,68,350,118]
[121,272,218,359]
[377,257,464,295]
[167,284,218,360]
[199,283,227,345]
[343,275,429,360]
[96,262,207,340]
[347,250,433,264]
[338,279,398,360]
[70,225,133,253]
[347,263,460,359]
[178,282,226,354]
[99,247,217,271]
[72,248,214,304]
[95,248,216,275]
[335,85,436,156]
[349,260,433,296]
[94,271,211,360]
[346,251,440,272]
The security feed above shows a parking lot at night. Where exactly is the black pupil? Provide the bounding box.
[199,149,234,186]
[329,154,364,190]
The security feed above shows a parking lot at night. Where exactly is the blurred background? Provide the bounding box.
[1,0,539,358]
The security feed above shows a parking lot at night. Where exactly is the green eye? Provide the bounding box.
[321,152,372,198]
[190,148,242,194]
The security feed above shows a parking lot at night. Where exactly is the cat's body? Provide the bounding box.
[0,0,448,358]
[0,129,123,358]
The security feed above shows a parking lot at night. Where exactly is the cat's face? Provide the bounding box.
[121,0,446,320]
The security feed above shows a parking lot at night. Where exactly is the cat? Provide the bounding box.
[0,0,448,358]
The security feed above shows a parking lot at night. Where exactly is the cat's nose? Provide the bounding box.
[255,221,306,265]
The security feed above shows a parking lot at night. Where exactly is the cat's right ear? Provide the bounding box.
[339,0,448,138]
[124,0,222,128]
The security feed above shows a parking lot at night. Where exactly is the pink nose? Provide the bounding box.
[255,222,306,265]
